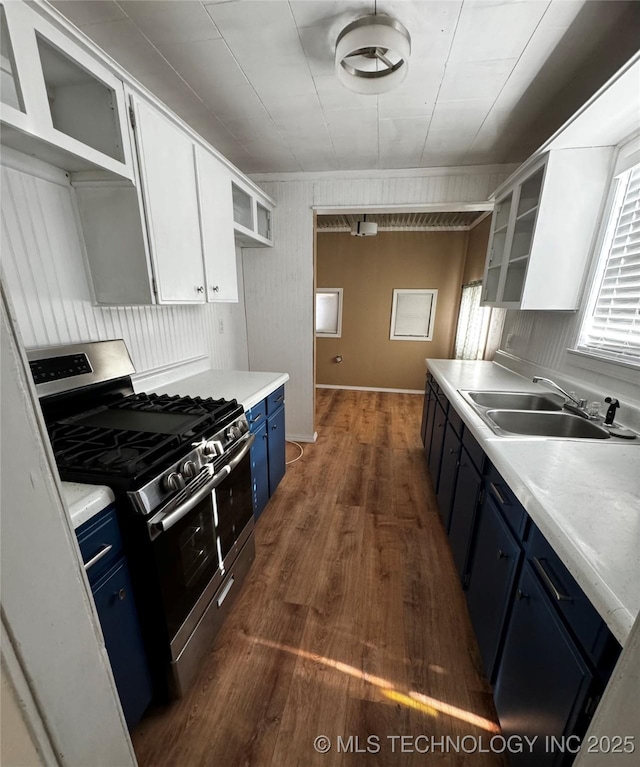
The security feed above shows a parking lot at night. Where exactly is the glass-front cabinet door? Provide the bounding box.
[256,202,271,241]
[482,159,546,307]
[483,193,512,303]
[0,0,132,178]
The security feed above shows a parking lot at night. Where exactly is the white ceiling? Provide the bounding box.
[49,0,640,174]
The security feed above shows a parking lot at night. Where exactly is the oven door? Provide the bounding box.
[146,433,254,647]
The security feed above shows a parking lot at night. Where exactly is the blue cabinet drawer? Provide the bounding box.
[527,525,612,665]
[484,464,528,541]
[447,406,464,438]
[266,385,285,414]
[76,505,123,584]
[246,399,267,432]
[462,428,486,473]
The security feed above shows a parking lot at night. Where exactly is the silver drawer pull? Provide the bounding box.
[489,482,508,505]
[533,557,572,602]
[84,544,113,572]
[217,576,235,607]
[496,549,508,560]
[249,413,263,424]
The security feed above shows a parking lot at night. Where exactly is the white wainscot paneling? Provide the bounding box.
[0,161,219,375]
[206,247,249,372]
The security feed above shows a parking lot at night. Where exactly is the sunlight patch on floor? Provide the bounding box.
[249,635,500,734]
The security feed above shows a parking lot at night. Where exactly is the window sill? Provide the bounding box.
[566,348,640,385]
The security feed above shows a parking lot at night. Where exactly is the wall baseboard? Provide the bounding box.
[286,432,317,444]
[316,384,422,394]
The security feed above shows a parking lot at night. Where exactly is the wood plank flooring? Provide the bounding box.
[132,390,505,767]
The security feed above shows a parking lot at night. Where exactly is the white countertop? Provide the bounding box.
[150,369,289,412]
[427,359,640,645]
[61,482,115,530]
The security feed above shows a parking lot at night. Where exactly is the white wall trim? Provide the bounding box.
[132,354,209,392]
[0,146,71,187]
[468,209,493,229]
[314,202,493,215]
[286,432,317,443]
[251,164,519,183]
[316,384,423,394]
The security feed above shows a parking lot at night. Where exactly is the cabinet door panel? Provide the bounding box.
[466,495,521,680]
[251,420,269,520]
[423,390,437,462]
[195,147,238,302]
[92,559,152,728]
[448,451,481,581]
[436,421,460,531]
[494,563,593,767]
[133,97,204,303]
[267,404,285,496]
[428,400,447,492]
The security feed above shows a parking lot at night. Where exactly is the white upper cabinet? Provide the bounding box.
[232,179,274,247]
[132,96,205,304]
[482,147,613,310]
[195,147,238,303]
[0,1,133,179]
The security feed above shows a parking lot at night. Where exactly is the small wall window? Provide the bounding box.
[390,289,437,341]
[316,288,343,337]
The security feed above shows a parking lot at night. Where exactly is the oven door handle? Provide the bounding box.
[226,431,255,471]
[149,465,230,536]
[148,433,255,536]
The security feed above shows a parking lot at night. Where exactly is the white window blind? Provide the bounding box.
[315,288,343,337]
[390,289,437,341]
[578,163,640,365]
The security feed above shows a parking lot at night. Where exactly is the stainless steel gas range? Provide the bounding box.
[28,339,256,698]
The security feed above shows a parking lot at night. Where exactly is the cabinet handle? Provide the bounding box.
[516,589,529,601]
[211,285,219,293]
[449,448,457,454]
[272,424,277,430]
[250,413,263,424]
[117,588,126,601]
[275,395,284,403]
[532,557,572,602]
[489,482,508,505]
[496,549,508,560]
[196,286,204,293]
[84,544,113,572]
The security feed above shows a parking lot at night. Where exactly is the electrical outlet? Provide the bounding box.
[218,318,224,334]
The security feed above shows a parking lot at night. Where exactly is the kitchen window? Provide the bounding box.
[315,288,343,337]
[576,140,640,369]
[390,289,437,341]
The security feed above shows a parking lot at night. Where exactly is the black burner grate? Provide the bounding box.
[49,423,181,477]
[115,392,239,420]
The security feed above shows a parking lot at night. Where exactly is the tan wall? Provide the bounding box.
[316,231,467,390]
[462,215,491,284]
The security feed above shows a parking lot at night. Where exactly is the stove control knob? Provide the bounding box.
[226,426,240,441]
[164,472,185,492]
[180,460,198,479]
[203,440,223,457]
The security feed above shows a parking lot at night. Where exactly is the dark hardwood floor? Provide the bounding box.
[132,389,505,766]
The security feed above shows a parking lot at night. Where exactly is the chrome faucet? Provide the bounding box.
[532,376,588,415]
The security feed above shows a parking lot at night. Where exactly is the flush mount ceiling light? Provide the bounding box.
[335,15,411,95]
[351,214,378,237]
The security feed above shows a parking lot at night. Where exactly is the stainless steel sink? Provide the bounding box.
[485,410,611,439]
[466,391,564,411]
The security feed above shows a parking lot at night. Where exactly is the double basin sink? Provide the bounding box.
[459,390,620,440]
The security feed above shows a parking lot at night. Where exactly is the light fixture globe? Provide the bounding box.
[335,15,411,95]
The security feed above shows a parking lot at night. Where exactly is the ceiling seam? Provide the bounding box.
[461,0,553,165]
[417,0,464,166]
[106,0,251,162]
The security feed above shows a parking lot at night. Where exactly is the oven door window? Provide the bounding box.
[215,442,253,563]
[153,493,220,640]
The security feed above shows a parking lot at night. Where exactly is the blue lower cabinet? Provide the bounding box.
[465,494,522,681]
[251,419,269,520]
[246,391,286,521]
[77,506,152,729]
[436,421,461,531]
[494,563,594,767]
[428,399,447,492]
[267,404,286,495]
[92,559,153,728]
[448,449,482,582]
